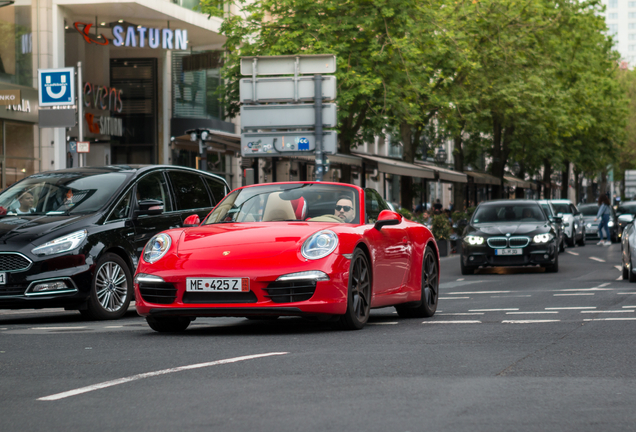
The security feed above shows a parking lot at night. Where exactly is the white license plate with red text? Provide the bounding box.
[495,249,522,256]
[186,278,249,292]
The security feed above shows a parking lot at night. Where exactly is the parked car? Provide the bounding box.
[616,201,636,239]
[549,199,585,247]
[0,165,228,319]
[578,203,618,243]
[621,215,636,282]
[134,182,439,332]
[461,200,559,274]
[537,199,565,253]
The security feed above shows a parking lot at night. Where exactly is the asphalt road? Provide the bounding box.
[2,241,636,432]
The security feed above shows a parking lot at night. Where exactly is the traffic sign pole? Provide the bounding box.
[77,61,84,167]
[314,74,323,181]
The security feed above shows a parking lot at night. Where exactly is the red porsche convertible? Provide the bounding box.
[134,182,440,331]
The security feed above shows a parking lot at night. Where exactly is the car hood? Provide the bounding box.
[0,214,94,245]
[177,222,342,257]
[582,216,598,223]
[469,222,551,236]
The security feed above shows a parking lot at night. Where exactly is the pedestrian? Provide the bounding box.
[433,199,443,214]
[595,194,611,246]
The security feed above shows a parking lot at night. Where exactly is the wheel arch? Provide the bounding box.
[100,245,135,275]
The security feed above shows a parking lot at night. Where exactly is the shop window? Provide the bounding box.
[1,120,36,188]
[0,4,33,87]
[172,51,223,120]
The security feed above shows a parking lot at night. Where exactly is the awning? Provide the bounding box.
[504,175,536,190]
[172,128,240,154]
[416,162,467,183]
[466,171,500,186]
[352,153,435,179]
[290,153,363,167]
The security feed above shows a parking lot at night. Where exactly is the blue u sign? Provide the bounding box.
[38,68,75,107]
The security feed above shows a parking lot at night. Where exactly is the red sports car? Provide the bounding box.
[134,182,440,331]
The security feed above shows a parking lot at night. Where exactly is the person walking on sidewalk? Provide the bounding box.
[595,194,611,246]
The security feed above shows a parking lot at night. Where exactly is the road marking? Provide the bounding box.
[617,293,636,295]
[367,322,398,325]
[622,306,636,308]
[423,320,481,324]
[554,288,614,292]
[580,310,635,313]
[502,320,560,324]
[506,311,559,315]
[438,313,484,316]
[554,293,595,296]
[30,327,87,330]
[439,297,469,300]
[38,352,289,401]
[598,283,611,288]
[615,266,622,271]
[469,308,519,312]
[589,257,606,262]
[617,276,623,281]
[449,291,511,295]
[584,318,636,321]
[457,278,464,281]
[491,295,532,298]
[567,251,579,256]
[546,307,596,310]
[104,326,123,329]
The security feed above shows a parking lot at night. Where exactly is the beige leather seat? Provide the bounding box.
[262,193,296,221]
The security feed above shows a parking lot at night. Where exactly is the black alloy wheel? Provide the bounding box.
[460,257,475,275]
[559,236,565,253]
[577,229,586,246]
[629,251,636,283]
[543,251,559,273]
[338,248,372,330]
[81,253,132,320]
[396,247,439,318]
[622,259,629,280]
[566,233,575,247]
[146,316,192,332]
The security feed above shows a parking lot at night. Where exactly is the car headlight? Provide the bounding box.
[31,230,87,256]
[143,233,172,263]
[608,221,615,227]
[301,230,338,260]
[586,223,592,229]
[465,235,484,245]
[533,233,553,243]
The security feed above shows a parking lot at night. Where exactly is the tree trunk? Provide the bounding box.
[561,160,570,199]
[586,174,594,204]
[490,116,513,199]
[514,162,525,199]
[453,134,465,211]
[600,169,608,197]
[400,122,414,210]
[543,159,552,199]
[573,169,580,204]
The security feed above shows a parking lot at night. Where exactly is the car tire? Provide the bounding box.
[146,316,191,332]
[559,237,565,253]
[396,247,438,318]
[460,257,475,275]
[630,267,636,283]
[543,253,559,273]
[337,248,372,330]
[566,234,575,247]
[577,230,586,246]
[623,260,629,280]
[81,253,132,320]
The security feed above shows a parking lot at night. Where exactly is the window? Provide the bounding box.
[610,0,618,7]
[0,4,33,86]
[204,177,226,205]
[629,12,636,18]
[610,13,619,19]
[630,34,636,40]
[630,45,636,51]
[609,24,618,34]
[630,1,636,7]
[107,190,133,222]
[168,171,211,210]
[135,172,173,214]
[365,189,389,224]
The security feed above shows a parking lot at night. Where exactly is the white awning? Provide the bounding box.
[416,162,467,183]
[352,153,435,179]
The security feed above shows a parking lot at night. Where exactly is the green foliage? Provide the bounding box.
[431,214,452,241]
[466,207,476,218]
[397,208,413,220]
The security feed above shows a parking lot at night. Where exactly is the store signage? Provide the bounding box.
[38,68,75,107]
[85,113,123,137]
[73,22,188,50]
[6,99,32,113]
[0,90,20,106]
[83,82,123,113]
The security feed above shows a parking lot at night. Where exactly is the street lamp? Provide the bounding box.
[435,145,447,164]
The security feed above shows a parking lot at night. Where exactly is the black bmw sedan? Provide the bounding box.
[461,200,559,274]
[0,165,228,319]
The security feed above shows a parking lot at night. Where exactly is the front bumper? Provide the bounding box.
[461,241,557,268]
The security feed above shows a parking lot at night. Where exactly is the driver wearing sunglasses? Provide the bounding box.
[334,196,355,223]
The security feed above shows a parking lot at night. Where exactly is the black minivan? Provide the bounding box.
[0,165,228,319]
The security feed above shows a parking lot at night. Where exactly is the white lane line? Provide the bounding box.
[30,327,87,330]
[554,288,614,292]
[617,293,636,295]
[580,310,635,313]
[567,251,579,256]
[438,313,484,316]
[622,306,636,308]
[589,257,606,262]
[617,276,623,281]
[367,322,398,325]
[506,311,559,315]
[38,352,289,401]
[584,318,636,321]
[615,266,622,271]
[491,295,532,298]
[598,283,611,288]
[457,278,465,281]
[439,296,469,300]
[502,320,560,324]
[554,293,595,296]
[104,326,123,329]
[449,291,511,295]
[469,308,519,312]
[423,320,481,324]
[546,307,596,310]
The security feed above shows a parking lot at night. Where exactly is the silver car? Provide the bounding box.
[549,199,585,247]
[621,214,636,282]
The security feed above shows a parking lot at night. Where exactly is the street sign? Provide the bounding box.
[38,68,75,107]
[38,109,76,128]
[239,75,337,103]
[69,141,77,153]
[77,141,90,153]
[241,131,337,157]
[241,103,337,130]
[240,54,336,76]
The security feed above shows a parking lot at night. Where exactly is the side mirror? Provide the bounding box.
[557,212,564,218]
[553,216,563,224]
[134,199,163,218]
[618,214,634,223]
[183,214,201,227]
[374,210,402,230]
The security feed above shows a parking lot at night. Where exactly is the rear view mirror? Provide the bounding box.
[134,199,163,218]
[618,214,634,223]
[183,214,201,227]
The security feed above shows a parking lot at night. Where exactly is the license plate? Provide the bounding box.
[186,278,249,292]
[495,249,522,256]
[0,272,4,285]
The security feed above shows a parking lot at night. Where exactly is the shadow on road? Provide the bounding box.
[0,308,140,325]
[475,266,546,275]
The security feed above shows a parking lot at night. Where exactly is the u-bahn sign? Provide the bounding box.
[38,68,75,107]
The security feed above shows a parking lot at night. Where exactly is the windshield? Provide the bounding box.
[617,204,636,215]
[579,205,599,217]
[551,203,571,214]
[0,172,128,216]
[540,204,553,217]
[472,203,546,224]
[205,183,360,224]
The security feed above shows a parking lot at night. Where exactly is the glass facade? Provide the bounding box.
[0,120,37,188]
[0,4,32,87]
[172,51,223,121]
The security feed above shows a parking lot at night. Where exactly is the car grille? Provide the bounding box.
[0,285,26,296]
[509,237,530,247]
[487,237,508,248]
[138,282,177,305]
[0,253,32,272]
[182,291,257,304]
[264,280,317,303]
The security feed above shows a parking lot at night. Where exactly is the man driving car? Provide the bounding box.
[334,197,355,223]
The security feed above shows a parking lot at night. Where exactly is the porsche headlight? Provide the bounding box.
[31,230,87,256]
[465,235,484,245]
[301,230,338,260]
[533,233,553,244]
[143,233,172,263]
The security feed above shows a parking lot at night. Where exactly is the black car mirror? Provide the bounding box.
[553,216,563,224]
[134,199,164,218]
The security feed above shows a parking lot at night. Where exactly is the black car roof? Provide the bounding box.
[33,165,227,182]
[478,200,540,206]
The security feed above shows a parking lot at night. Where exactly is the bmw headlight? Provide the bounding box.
[533,233,554,243]
[143,233,172,263]
[31,230,87,256]
[465,235,484,245]
[608,221,615,227]
[301,230,338,260]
